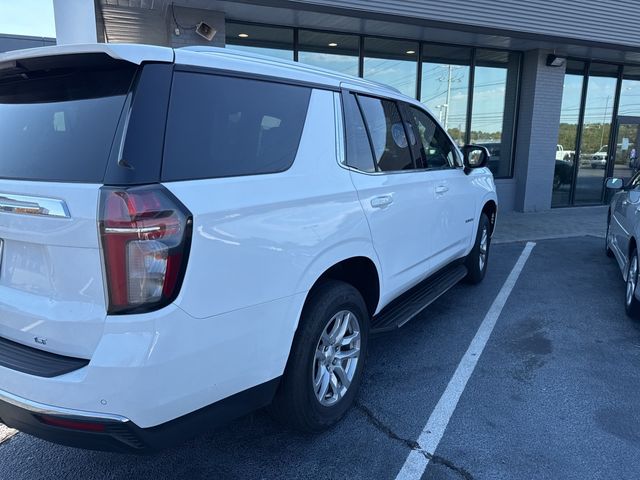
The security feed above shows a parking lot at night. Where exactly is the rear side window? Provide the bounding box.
[342,93,375,173]
[357,95,414,172]
[162,72,311,181]
[0,58,136,182]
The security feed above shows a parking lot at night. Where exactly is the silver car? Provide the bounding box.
[606,175,640,316]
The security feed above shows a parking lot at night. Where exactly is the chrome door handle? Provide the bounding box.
[435,185,449,195]
[370,195,393,209]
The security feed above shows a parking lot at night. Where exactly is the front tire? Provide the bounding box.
[269,280,369,432]
[626,249,640,318]
[465,213,491,284]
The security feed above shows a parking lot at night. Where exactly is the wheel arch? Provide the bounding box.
[306,256,380,318]
[481,200,497,235]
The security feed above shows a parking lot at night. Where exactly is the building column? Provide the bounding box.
[53,0,97,45]
[512,49,566,212]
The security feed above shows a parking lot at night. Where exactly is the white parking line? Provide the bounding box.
[395,242,536,480]
[0,424,16,445]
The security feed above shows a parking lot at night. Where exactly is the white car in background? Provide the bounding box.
[591,146,608,169]
[0,44,497,452]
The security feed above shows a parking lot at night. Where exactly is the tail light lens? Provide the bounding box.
[99,185,192,314]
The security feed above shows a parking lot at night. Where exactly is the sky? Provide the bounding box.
[0,0,55,38]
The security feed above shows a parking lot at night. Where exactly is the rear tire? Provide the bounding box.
[465,213,491,284]
[269,280,369,432]
[626,249,640,318]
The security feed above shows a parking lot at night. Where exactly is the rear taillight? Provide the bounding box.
[99,185,192,314]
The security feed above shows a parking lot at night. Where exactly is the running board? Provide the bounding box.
[371,263,468,334]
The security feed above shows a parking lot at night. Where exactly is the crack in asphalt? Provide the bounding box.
[355,402,474,480]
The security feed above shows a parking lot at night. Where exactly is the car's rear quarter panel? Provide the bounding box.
[162,89,378,405]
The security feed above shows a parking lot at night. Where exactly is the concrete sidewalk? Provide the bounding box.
[492,206,608,244]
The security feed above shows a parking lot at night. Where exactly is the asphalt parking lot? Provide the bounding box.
[2,235,640,479]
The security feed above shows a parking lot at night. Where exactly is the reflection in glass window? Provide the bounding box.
[552,67,583,207]
[225,23,294,60]
[363,37,418,98]
[162,73,311,181]
[357,95,414,172]
[420,45,471,146]
[298,30,359,76]
[575,67,618,204]
[618,66,640,116]
[470,50,519,178]
[402,105,457,170]
[343,93,376,172]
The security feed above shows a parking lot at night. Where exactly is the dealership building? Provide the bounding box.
[4,0,640,212]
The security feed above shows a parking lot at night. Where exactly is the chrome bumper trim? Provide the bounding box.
[0,388,129,423]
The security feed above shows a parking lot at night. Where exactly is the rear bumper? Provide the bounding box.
[0,378,279,453]
[0,294,304,449]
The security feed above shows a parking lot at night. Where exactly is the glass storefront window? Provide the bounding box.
[224,23,521,180]
[420,45,471,146]
[298,30,359,76]
[574,63,618,204]
[225,23,294,60]
[470,50,520,178]
[363,37,419,98]
[613,67,640,183]
[552,61,585,207]
[618,66,640,116]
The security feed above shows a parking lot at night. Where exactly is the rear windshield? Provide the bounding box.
[162,71,311,181]
[0,57,136,182]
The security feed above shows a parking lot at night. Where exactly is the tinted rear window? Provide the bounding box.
[0,60,136,182]
[162,71,311,181]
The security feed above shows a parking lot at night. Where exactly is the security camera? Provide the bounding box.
[195,22,216,41]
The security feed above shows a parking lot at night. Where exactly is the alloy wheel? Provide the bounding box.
[627,255,638,307]
[313,310,361,407]
[479,226,489,272]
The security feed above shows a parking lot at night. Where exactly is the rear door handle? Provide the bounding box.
[435,185,449,195]
[370,195,393,209]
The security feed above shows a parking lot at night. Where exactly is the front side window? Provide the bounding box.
[357,95,414,172]
[162,72,311,181]
[402,104,457,170]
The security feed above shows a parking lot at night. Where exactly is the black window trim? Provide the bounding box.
[160,68,314,183]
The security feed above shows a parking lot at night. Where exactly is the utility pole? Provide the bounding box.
[600,95,610,150]
[444,65,453,131]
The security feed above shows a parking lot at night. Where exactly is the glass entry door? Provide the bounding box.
[610,116,640,183]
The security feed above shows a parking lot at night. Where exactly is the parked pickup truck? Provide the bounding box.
[556,144,575,161]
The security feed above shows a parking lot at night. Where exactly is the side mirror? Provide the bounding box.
[605,177,624,190]
[462,145,490,173]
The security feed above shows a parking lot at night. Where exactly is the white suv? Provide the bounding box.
[0,44,497,451]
